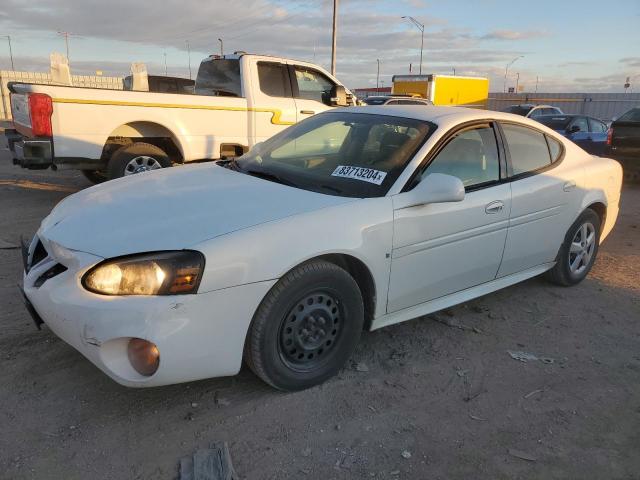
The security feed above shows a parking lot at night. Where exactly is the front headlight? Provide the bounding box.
[82,251,205,296]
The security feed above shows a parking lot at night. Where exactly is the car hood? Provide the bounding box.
[40,163,353,259]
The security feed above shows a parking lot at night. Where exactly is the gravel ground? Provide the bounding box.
[1,147,639,480]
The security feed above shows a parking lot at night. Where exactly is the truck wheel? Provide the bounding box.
[107,143,171,180]
[81,170,107,184]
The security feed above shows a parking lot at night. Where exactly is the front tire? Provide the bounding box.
[245,260,364,391]
[107,142,171,180]
[546,208,601,286]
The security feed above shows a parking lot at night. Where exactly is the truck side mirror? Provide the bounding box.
[329,85,349,107]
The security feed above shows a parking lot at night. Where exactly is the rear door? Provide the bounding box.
[587,117,608,155]
[289,65,337,122]
[249,60,298,143]
[567,116,591,150]
[497,123,580,276]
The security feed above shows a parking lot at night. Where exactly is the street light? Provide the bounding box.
[218,38,223,56]
[503,55,523,93]
[376,59,380,90]
[402,16,424,75]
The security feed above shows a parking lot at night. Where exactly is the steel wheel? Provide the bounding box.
[568,221,596,275]
[124,156,164,175]
[278,291,343,371]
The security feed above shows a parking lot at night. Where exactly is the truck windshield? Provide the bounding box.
[195,59,242,97]
[234,112,435,198]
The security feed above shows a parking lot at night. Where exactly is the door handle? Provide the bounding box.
[563,180,576,192]
[485,201,504,214]
[300,110,316,115]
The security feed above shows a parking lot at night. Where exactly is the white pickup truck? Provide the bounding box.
[6,53,355,182]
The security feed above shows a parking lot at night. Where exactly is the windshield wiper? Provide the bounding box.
[244,169,298,188]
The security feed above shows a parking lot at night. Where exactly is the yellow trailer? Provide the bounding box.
[392,74,489,108]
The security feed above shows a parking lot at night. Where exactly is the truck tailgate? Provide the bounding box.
[10,93,32,135]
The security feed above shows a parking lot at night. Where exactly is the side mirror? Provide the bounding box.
[568,125,581,134]
[395,173,465,209]
[329,85,349,107]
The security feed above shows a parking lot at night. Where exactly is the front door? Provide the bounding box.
[387,123,511,313]
[290,65,336,122]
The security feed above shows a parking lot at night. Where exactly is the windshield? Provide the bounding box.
[537,116,571,130]
[363,97,388,105]
[503,105,533,116]
[234,112,435,198]
[194,59,242,97]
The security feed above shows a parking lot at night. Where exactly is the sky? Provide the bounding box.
[0,0,639,93]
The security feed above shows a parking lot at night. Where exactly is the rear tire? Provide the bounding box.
[546,208,601,286]
[107,142,171,180]
[80,169,107,184]
[244,260,364,391]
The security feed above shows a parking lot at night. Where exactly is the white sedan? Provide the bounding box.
[22,106,622,391]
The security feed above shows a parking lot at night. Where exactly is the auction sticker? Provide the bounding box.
[331,165,387,185]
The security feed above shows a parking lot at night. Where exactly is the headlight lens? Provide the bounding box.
[82,251,205,296]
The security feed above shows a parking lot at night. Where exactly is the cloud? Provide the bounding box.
[620,57,640,68]
[0,0,630,93]
[481,29,547,41]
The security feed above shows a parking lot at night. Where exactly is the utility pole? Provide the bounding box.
[218,38,223,56]
[186,40,192,80]
[402,16,424,75]
[3,35,14,70]
[57,31,72,62]
[535,75,539,93]
[376,59,380,90]
[163,52,167,76]
[503,55,523,93]
[331,0,338,76]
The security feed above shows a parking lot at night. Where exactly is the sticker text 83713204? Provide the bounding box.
[331,166,387,185]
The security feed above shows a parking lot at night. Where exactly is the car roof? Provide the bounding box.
[334,105,556,128]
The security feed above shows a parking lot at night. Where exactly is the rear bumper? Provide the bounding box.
[7,131,53,169]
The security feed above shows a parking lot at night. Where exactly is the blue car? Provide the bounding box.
[535,114,609,155]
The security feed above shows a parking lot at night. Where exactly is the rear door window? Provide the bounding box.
[569,117,589,132]
[257,62,291,98]
[588,118,607,133]
[502,123,552,175]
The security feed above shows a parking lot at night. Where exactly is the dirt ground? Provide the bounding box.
[1,147,639,480]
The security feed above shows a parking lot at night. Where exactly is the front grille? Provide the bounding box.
[31,238,47,267]
[34,263,68,288]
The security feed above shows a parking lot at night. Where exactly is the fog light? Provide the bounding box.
[127,338,160,376]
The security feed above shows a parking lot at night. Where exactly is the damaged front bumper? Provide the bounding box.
[21,233,275,387]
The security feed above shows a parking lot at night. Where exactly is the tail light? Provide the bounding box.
[28,93,53,137]
[606,127,613,146]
